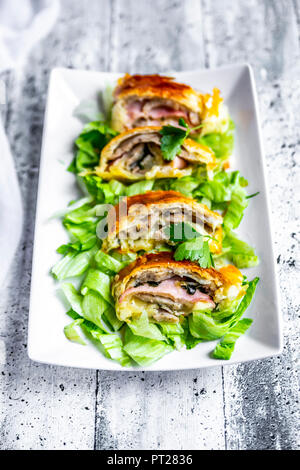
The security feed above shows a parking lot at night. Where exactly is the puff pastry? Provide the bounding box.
[102,190,223,254]
[112,252,245,322]
[96,126,216,181]
[111,74,229,136]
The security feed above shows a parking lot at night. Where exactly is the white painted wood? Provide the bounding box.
[96,369,225,450]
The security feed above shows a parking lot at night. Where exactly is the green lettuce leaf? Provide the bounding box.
[64,319,86,345]
[61,283,83,315]
[181,318,203,350]
[195,119,234,160]
[223,187,248,230]
[63,221,97,251]
[63,203,97,225]
[169,176,200,197]
[94,250,125,274]
[82,290,109,329]
[88,329,131,367]
[128,312,166,341]
[123,328,173,366]
[159,322,185,349]
[125,179,155,196]
[220,229,259,268]
[51,245,97,280]
[81,268,113,305]
[189,277,259,340]
[73,121,117,173]
[102,306,124,332]
[65,309,130,366]
[212,318,253,360]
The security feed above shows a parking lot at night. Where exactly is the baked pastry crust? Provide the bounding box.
[96,126,216,181]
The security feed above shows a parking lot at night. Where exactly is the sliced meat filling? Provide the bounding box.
[126,97,201,128]
[115,204,218,253]
[107,132,163,175]
[106,130,202,176]
[119,277,215,322]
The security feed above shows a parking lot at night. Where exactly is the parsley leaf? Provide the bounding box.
[160,118,199,161]
[160,127,188,161]
[174,237,214,268]
[164,222,214,268]
[165,222,200,242]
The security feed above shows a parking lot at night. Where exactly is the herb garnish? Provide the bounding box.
[165,222,214,268]
[159,118,202,161]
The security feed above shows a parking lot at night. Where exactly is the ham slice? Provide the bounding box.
[171,156,187,169]
[127,101,143,119]
[147,106,187,119]
[119,279,215,307]
[126,99,189,123]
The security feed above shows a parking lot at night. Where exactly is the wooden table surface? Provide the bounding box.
[0,0,299,450]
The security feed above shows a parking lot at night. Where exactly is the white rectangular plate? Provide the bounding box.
[28,64,282,371]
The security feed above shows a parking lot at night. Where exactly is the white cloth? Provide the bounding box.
[0,0,59,285]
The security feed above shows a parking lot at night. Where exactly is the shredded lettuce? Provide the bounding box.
[81,290,109,329]
[123,328,172,366]
[220,229,259,268]
[103,306,124,332]
[61,283,84,315]
[94,250,124,274]
[169,176,200,196]
[89,330,131,366]
[212,318,253,360]
[66,309,130,366]
[189,277,259,341]
[70,121,117,174]
[81,268,113,305]
[51,245,97,280]
[194,119,235,161]
[125,180,155,196]
[223,187,248,230]
[128,312,166,341]
[64,319,86,345]
[159,322,185,350]
[64,226,97,252]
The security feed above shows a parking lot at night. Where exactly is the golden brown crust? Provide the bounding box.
[219,265,244,285]
[117,251,226,285]
[114,74,202,112]
[108,190,222,236]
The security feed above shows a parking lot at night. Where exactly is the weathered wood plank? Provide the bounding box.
[0,0,114,450]
[96,368,225,450]
[94,0,226,451]
[202,0,300,450]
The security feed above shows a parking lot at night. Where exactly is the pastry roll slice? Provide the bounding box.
[96,126,216,181]
[102,190,223,254]
[111,74,229,136]
[112,252,245,322]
